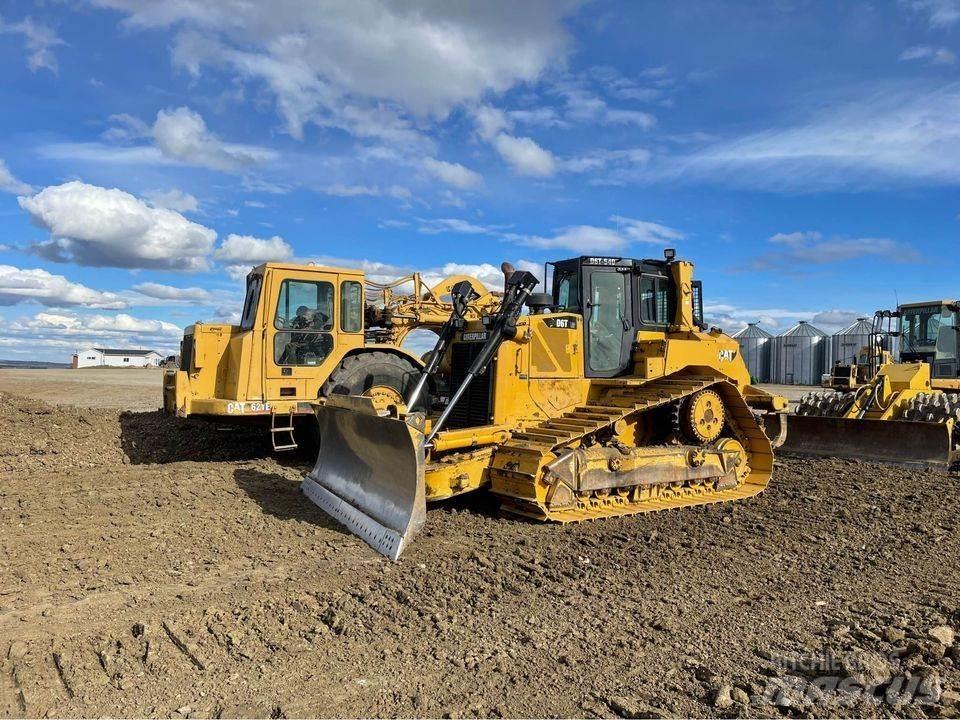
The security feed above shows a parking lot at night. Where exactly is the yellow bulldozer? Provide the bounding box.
[786,300,960,466]
[302,251,788,559]
[162,261,498,450]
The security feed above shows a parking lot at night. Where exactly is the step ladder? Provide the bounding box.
[270,409,298,452]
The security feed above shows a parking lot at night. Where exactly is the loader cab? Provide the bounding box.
[548,255,703,378]
[898,301,960,379]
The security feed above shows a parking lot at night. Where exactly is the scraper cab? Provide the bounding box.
[303,252,786,559]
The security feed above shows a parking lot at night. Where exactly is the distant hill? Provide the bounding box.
[0,359,72,369]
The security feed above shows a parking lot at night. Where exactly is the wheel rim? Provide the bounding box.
[363,384,405,412]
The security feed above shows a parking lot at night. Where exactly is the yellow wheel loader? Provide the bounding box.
[162,261,498,450]
[302,251,788,559]
[785,301,960,466]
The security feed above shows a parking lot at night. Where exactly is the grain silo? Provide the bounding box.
[772,321,830,385]
[831,318,873,367]
[732,323,773,383]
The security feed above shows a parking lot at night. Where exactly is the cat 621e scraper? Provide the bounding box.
[162,262,497,450]
[303,251,788,559]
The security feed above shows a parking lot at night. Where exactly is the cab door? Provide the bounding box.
[584,267,634,378]
[264,270,341,398]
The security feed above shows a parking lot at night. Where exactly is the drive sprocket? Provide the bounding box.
[679,388,726,444]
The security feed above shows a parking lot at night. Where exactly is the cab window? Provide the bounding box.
[274,279,334,366]
[555,270,581,312]
[639,274,671,325]
[340,280,364,333]
[240,273,262,330]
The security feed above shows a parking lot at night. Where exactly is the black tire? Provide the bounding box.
[320,351,428,411]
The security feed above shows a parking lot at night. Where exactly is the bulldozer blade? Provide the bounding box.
[780,414,953,467]
[301,394,427,560]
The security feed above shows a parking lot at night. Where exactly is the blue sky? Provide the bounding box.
[0,0,957,361]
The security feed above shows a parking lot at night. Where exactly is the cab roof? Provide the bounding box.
[250,261,366,277]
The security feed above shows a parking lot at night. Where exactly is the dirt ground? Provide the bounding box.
[1,389,958,719]
[0,368,164,412]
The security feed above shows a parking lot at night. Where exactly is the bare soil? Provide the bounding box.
[1,390,958,719]
[0,368,163,412]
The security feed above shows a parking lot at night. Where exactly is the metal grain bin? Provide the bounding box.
[772,321,830,385]
[732,322,773,383]
[831,318,873,367]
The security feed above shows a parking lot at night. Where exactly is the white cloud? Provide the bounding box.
[520,225,626,252]
[610,216,685,244]
[96,1,580,143]
[0,159,33,195]
[306,255,542,293]
[319,183,413,200]
[19,181,217,271]
[423,158,483,190]
[0,15,64,73]
[145,188,199,212]
[152,106,276,171]
[899,44,957,65]
[492,133,557,177]
[244,200,266,208]
[902,0,960,27]
[0,265,127,309]
[0,311,183,356]
[475,105,513,141]
[215,234,293,279]
[413,215,683,253]
[132,282,211,302]
[665,83,960,190]
[417,218,493,235]
[102,113,152,142]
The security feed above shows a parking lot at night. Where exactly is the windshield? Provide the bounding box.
[900,305,944,353]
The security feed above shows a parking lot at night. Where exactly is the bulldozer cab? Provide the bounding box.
[548,256,704,378]
[897,301,960,380]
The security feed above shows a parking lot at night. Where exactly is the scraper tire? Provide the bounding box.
[320,351,428,411]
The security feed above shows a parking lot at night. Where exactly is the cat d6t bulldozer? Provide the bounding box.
[302,251,788,559]
[786,300,960,466]
[162,261,497,450]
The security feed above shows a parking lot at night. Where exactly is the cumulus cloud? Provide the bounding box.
[132,282,211,302]
[306,255,542,294]
[145,188,199,212]
[0,310,183,356]
[152,107,276,171]
[94,1,580,143]
[215,233,293,279]
[491,134,557,177]
[19,181,217,271]
[0,159,33,195]
[423,158,483,190]
[0,265,127,309]
[0,15,64,73]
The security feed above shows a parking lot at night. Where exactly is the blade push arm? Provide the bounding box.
[405,280,480,409]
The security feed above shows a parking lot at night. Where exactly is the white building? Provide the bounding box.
[73,347,164,368]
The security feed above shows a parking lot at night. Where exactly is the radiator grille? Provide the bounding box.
[446,342,493,429]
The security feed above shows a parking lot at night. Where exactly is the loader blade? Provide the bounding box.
[301,394,427,560]
[780,414,952,467]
